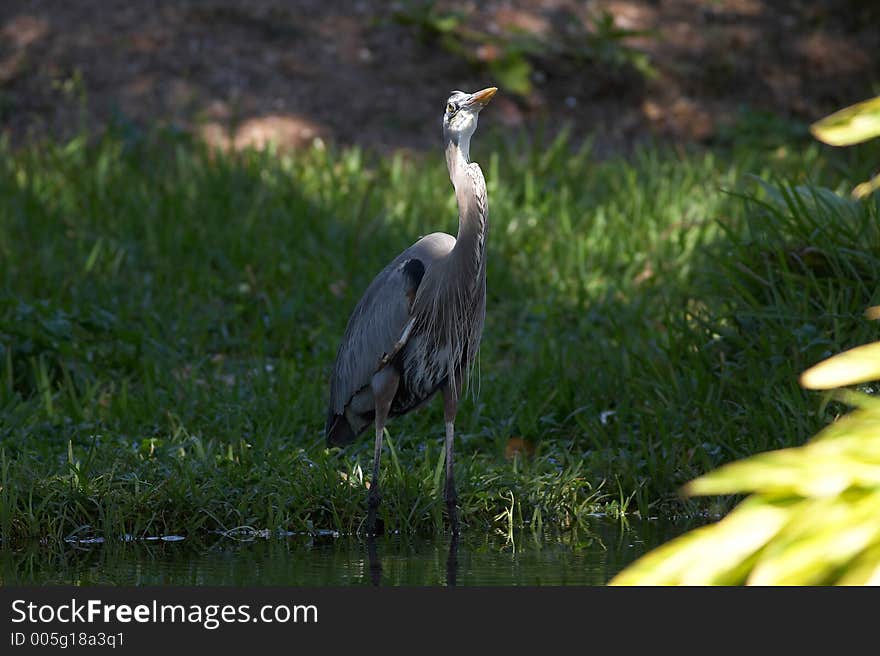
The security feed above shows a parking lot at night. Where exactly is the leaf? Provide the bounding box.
[810,96,880,146]
[747,173,785,206]
[490,54,532,96]
[683,450,801,497]
[747,491,880,585]
[432,445,446,497]
[799,340,880,390]
[686,429,880,498]
[609,497,790,585]
[838,543,880,585]
[384,430,403,481]
[852,172,880,199]
[793,184,861,216]
[432,15,461,33]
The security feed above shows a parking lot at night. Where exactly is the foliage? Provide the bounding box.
[811,96,880,147]
[392,2,655,95]
[610,338,880,585]
[612,99,880,585]
[811,95,880,198]
[0,123,877,544]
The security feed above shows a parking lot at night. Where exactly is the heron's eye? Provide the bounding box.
[446,103,455,114]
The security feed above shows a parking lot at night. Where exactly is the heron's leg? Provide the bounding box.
[366,424,383,535]
[379,318,415,368]
[441,380,462,533]
[367,367,399,535]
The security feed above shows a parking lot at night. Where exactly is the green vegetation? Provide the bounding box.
[611,380,880,585]
[611,95,880,585]
[811,94,880,198]
[392,1,655,95]
[1,121,878,546]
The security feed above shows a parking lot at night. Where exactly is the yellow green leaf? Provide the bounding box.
[810,96,880,146]
[799,340,880,390]
[686,445,880,498]
[747,492,880,585]
[838,543,880,585]
[852,172,880,199]
[684,450,807,496]
[610,498,789,586]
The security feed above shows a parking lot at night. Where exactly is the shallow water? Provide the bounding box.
[1,518,705,586]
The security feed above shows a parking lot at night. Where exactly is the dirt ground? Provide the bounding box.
[1,1,878,154]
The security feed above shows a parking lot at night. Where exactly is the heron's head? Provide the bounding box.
[442,87,497,146]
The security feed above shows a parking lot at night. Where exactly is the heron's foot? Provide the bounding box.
[366,509,383,536]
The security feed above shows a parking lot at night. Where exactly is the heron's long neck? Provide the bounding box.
[445,137,488,281]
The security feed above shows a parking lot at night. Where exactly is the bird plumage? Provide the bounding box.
[325,86,496,532]
[326,231,458,444]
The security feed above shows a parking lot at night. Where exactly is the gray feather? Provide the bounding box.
[327,232,457,439]
[327,87,492,447]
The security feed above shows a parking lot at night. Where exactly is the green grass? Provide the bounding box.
[1,122,878,545]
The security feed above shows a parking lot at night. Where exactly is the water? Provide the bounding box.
[1,519,704,586]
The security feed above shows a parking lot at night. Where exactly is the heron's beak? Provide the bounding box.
[468,87,498,109]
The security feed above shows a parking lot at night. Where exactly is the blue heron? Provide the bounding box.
[326,87,497,534]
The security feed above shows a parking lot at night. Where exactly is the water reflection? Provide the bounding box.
[367,536,382,586]
[446,533,459,587]
[367,533,460,586]
[0,518,707,586]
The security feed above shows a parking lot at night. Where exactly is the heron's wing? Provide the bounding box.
[328,255,425,419]
[326,233,455,445]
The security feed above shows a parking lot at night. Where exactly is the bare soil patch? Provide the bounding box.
[2,1,878,152]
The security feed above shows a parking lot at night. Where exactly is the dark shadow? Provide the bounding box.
[363,533,459,587]
[366,535,382,587]
[3,3,878,152]
[445,532,459,587]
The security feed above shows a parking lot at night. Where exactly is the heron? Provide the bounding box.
[326,86,497,535]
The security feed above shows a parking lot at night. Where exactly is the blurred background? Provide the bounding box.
[3,0,879,153]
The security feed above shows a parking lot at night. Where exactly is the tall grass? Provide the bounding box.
[1,124,878,544]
